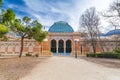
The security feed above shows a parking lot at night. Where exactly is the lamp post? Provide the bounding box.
[74,39,79,58]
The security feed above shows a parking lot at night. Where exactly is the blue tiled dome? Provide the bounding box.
[106,29,120,36]
[48,21,74,33]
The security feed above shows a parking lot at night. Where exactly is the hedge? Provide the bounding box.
[86,52,120,59]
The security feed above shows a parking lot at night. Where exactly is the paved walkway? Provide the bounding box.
[20,56,120,80]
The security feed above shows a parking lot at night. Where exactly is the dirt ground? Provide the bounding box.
[79,56,120,68]
[0,56,120,80]
[20,56,120,80]
[0,57,48,80]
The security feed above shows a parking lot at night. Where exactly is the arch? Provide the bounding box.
[66,40,72,53]
[0,44,6,53]
[28,44,34,53]
[8,44,13,53]
[58,40,64,53]
[15,44,20,53]
[51,40,56,53]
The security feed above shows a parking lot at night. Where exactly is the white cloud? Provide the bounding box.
[23,0,114,32]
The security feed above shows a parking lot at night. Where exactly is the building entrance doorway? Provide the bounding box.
[51,40,56,53]
[66,40,72,53]
[58,40,64,53]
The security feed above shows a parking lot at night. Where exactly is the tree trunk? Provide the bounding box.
[19,37,24,58]
[97,36,105,53]
[92,41,96,55]
[93,46,96,54]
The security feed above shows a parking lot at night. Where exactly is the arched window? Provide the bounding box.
[58,40,64,53]
[66,40,72,53]
[51,40,56,53]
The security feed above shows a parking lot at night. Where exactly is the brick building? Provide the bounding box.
[0,21,120,56]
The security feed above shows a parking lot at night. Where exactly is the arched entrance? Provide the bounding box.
[66,40,72,53]
[58,40,64,53]
[51,40,56,53]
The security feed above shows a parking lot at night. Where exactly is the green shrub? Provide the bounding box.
[26,53,32,56]
[117,54,120,59]
[86,52,120,59]
[35,54,39,57]
[114,47,120,53]
[86,53,96,57]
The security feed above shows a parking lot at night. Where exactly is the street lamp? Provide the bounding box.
[74,39,79,58]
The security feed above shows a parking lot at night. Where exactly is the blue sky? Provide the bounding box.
[3,0,114,32]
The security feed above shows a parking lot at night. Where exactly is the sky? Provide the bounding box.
[3,0,114,33]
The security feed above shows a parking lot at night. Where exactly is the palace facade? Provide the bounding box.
[0,21,120,56]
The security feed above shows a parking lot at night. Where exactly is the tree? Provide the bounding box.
[0,0,15,40]
[11,16,47,57]
[0,8,15,40]
[0,0,2,7]
[2,8,15,25]
[102,0,120,49]
[80,7,100,54]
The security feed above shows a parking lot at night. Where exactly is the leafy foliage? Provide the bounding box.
[31,21,48,43]
[11,17,47,41]
[35,54,39,57]
[87,53,120,59]
[0,0,2,7]
[0,2,15,40]
[114,47,120,53]
[0,24,9,37]
[11,16,47,57]
[2,8,15,25]
[0,0,15,40]
[26,53,32,56]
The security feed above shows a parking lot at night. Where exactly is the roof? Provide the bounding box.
[99,29,120,36]
[48,21,74,33]
[98,33,106,36]
[105,29,120,36]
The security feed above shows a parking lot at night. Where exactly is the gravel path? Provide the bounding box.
[20,56,120,80]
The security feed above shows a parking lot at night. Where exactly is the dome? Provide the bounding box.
[106,29,120,36]
[48,21,74,33]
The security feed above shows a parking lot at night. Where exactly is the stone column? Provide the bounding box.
[71,40,75,55]
[56,40,58,54]
[64,40,66,54]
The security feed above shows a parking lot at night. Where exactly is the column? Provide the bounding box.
[64,40,66,54]
[56,40,58,54]
[73,41,75,54]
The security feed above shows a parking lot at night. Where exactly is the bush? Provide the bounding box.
[35,54,39,57]
[114,47,120,53]
[86,52,120,59]
[86,53,96,57]
[117,54,120,59]
[26,53,32,56]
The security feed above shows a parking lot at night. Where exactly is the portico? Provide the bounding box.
[50,38,72,55]
[48,21,81,55]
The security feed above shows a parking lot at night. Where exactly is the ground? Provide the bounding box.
[0,56,120,80]
[80,56,120,68]
[0,57,47,80]
[20,56,120,80]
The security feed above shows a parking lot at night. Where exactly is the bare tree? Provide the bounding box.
[80,7,100,54]
[102,0,120,49]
